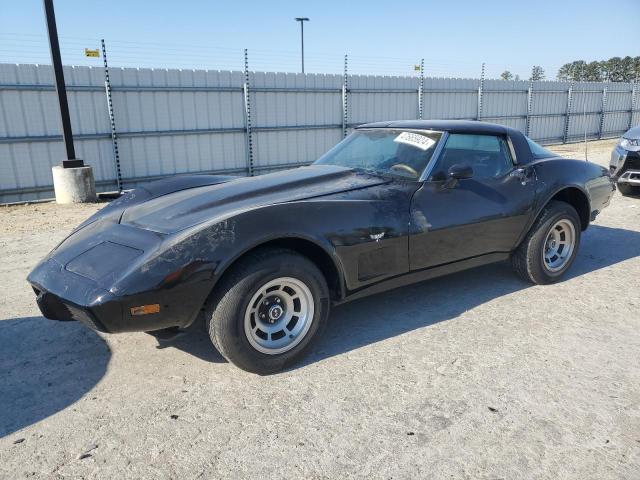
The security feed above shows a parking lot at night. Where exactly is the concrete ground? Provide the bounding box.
[0,139,638,479]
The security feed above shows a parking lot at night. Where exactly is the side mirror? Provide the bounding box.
[444,164,473,188]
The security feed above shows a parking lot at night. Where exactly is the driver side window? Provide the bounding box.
[430,134,514,181]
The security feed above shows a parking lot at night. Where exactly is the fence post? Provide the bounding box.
[563,81,574,143]
[525,79,534,137]
[243,49,254,176]
[630,79,638,130]
[418,58,424,120]
[342,54,349,138]
[598,85,607,139]
[101,39,122,192]
[477,62,485,121]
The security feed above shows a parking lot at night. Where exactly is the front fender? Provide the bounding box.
[203,204,348,299]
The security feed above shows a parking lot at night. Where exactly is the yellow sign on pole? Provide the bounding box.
[414,64,421,71]
[84,48,100,58]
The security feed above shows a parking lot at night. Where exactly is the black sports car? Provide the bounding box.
[28,120,615,374]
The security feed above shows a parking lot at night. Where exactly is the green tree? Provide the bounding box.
[607,57,624,82]
[557,63,573,81]
[599,60,610,81]
[529,65,545,81]
[584,62,602,82]
[558,56,640,82]
[574,61,588,81]
[500,70,513,81]
[557,61,586,81]
[621,56,635,82]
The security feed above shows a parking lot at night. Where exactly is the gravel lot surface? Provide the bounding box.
[1,139,639,479]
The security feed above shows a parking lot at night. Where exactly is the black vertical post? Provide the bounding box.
[300,21,304,74]
[43,0,83,168]
[294,17,309,74]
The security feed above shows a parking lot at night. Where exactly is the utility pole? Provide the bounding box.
[294,17,309,73]
[43,0,82,168]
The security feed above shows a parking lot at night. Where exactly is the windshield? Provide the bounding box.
[314,129,443,180]
[526,136,558,160]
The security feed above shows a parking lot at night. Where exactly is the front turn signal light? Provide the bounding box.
[130,304,160,316]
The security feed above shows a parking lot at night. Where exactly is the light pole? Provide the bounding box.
[43,0,82,168]
[43,0,96,203]
[294,17,309,73]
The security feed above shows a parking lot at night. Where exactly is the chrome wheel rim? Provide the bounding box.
[244,277,314,355]
[542,219,576,272]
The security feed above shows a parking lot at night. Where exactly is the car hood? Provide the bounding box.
[624,125,640,140]
[120,165,388,233]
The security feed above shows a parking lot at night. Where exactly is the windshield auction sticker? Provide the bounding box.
[394,132,435,151]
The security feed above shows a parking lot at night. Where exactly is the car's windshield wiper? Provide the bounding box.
[351,166,384,177]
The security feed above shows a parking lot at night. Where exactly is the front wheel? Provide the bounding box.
[204,248,330,374]
[512,200,581,284]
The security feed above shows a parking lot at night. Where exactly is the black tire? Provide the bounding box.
[512,200,581,285]
[617,183,640,197]
[204,247,330,374]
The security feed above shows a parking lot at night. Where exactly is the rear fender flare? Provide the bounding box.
[516,184,591,248]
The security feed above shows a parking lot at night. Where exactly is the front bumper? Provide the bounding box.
[28,256,207,334]
[617,170,640,185]
[34,286,110,332]
[28,258,120,333]
[610,145,640,184]
[27,215,216,334]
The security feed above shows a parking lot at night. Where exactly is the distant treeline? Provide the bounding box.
[557,57,640,82]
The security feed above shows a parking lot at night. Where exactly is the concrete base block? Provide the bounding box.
[52,164,96,204]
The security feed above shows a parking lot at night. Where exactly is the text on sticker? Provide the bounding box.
[393,132,436,151]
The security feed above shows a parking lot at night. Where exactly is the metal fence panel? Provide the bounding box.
[482,80,528,119]
[602,84,633,137]
[349,75,419,124]
[0,64,117,202]
[529,115,568,143]
[568,113,601,141]
[108,67,247,181]
[603,112,629,136]
[605,86,631,111]
[250,71,343,170]
[482,79,528,133]
[423,78,478,120]
[1,63,639,203]
[253,129,343,170]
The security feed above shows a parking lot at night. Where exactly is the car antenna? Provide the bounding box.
[581,66,588,162]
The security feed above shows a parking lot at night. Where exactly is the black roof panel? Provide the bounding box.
[356,120,510,135]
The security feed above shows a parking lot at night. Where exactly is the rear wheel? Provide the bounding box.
[204,248,330,374]
[512,200,581,284]
[617,183,640,197]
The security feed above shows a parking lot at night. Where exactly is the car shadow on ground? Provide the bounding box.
[0,317,110,438]
[300,224,640,369]
[568,224,640,278]
[301,261,524,369]
[149,324,227,363]
[131,224,640,369]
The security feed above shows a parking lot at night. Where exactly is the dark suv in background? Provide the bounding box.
[611,126,640,196]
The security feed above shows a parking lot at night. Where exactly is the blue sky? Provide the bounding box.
[1,0,638,79]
